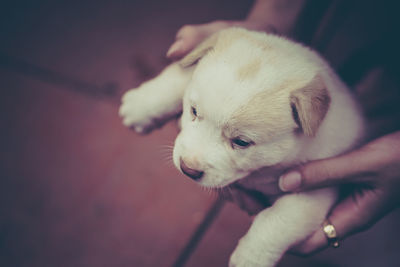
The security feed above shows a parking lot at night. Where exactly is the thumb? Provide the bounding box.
[279,146,372,192]
[166,38,194,59]
[166,25,202,59]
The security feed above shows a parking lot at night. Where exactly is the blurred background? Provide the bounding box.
[1,0,399,266]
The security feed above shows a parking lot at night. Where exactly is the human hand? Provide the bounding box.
[221,166,286,215]
[278,131,400,254]
[166,20,238,59]
[166,20,276,60]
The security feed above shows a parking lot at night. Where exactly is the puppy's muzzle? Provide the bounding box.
[180,158,204,181]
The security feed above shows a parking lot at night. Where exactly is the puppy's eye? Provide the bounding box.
[191,106,197,118]
[231,137,254,149]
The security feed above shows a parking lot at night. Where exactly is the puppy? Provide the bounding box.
[119,28,365,267]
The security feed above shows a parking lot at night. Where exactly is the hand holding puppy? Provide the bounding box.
[122,26,371,265]
[279,131,400,254]
[165,15,400,259]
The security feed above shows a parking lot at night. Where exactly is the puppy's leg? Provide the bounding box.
[119,63,194,133]
[229,188,336,267]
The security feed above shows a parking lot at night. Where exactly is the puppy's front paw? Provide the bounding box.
[229,236,276,267]
[119,88,165,134]
[229,247,260,267]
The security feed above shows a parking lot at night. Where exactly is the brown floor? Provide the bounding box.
[1,1,399,267]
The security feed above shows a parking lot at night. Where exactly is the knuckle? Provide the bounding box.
[301,160,335,188]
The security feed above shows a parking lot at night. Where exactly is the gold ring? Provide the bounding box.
[322,220,340,248]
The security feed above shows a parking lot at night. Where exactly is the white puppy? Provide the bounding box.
[119,28,365,267]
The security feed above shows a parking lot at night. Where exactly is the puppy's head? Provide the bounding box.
[173,29,330,187]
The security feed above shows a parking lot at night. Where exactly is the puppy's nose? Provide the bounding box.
[180,158,204,181]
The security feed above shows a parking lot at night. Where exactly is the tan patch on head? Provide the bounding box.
[226,89,294,142]
[225,74,331,141]
[237,59,262,80]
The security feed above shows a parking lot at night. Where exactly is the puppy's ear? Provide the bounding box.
[290,75,331,137]
[179,32,219,68]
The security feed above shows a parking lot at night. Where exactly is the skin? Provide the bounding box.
[166,0,305,59]
[166,0,400,256]
[281,131,400,254]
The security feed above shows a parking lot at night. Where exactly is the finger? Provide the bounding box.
[167,21,232,59]
[291,188,384,255]
[167,26,201,59]
[167,37,202,59]
[166,39,184,58]
[279,145,375,192]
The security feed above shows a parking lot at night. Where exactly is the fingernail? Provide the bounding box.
[279,171,302,192]
[166,40,183,58]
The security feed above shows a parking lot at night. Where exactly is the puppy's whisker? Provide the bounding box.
[199,185,219,198]
[160,154,175,167]
[159,150,173,157]
[159,147,174,153]
[159,153,173,159]
[218,185,233,200]
[159,149,173,156]
[159,143,175,149]
[160,143,174,147]
[200,185,210,195]
[227,185,234,198]
[161,159,174,167]
[159,147,173,152]
[158,144,174,151]
[158,143,175,168]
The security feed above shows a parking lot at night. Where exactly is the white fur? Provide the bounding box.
[119,28,365,267]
